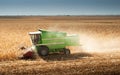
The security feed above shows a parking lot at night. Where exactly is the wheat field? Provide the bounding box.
[0,16,120,75]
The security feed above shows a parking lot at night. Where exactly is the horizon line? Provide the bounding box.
[0,15,120,16]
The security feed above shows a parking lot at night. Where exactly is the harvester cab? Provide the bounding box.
[29,31,41,45]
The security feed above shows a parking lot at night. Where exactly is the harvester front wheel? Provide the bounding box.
[38,46,49,56]
[64,48,70,55]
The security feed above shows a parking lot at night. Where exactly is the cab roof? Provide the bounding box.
[29,31,41,35]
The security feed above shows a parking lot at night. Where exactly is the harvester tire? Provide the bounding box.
[64,48,71,55]
[38,46,49,56]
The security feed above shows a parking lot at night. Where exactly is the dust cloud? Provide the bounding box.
[79,33,120,53]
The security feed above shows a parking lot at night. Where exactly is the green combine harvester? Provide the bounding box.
[29,29,79,56]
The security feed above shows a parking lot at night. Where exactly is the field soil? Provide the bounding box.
[0,16,120,75]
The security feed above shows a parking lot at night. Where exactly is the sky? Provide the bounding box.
[0,0,120,15]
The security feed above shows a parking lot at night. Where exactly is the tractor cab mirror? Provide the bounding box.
[29,31,41,45]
